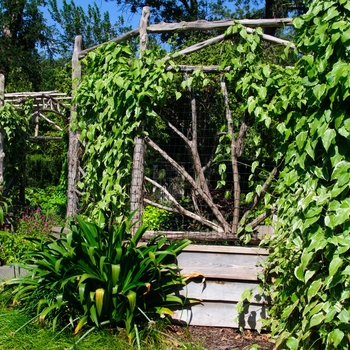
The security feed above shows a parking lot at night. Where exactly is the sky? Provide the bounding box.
[44,0,146,30]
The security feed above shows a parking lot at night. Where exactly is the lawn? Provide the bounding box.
[0,302,200,350]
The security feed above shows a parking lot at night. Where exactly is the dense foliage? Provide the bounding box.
[259,0,350,348]
[0,102,30,203]
[4,214,190,343]
[74,43,177,220]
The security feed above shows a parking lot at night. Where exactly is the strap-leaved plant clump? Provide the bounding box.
[261,1,350,348]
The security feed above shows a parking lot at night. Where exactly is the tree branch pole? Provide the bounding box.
[0,74,4,186]
[185,73,231,233]
[147,18,293,33]
[66,35,82,219]
[162,29,295,63]
[145,135,230,233]
[31,112,63,131]
[130,6,150,234]
[145,176,224,232]
[220,79,248,234]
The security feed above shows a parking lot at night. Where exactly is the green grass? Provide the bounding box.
[0,302,204,350]
[0,306,130,349]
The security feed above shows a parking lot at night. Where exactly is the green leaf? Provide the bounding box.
[219,163,226,174]
[309,312,324,328]
[313,84,327,101]
[293,17,304,29]
[331,161,350,182]
[127,290,137,312]
[79,283,86,305]
[323,7,339,22]
[341,28,350,43]
[307,280,322,301]
[281,300,299,319]
[337,309,350,323]
[322,129,336,152]
[286,337,299,350]
[294,266,304,282]
[329,256,343,276]
[111,264,121,286]
[329,329,345,348]
[89,304,99,326]
[296,131,308,150]
[324,305,338,323]
[99,256,106,277]
[247,96,257,114]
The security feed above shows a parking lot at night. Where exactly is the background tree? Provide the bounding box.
[48,0,131,58]
[105,0,309,23]
[0,0,54,92]
[106,0,232,23]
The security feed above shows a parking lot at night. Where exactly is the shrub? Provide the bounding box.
[25,187,67,216]
[0,208,64,265]
[4,214,191,343]
[142,205,175,230]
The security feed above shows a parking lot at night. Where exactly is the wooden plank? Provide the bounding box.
[178,280,266,303]
[177,251,265,281]
[0,266,28,280]
[182,244,269,255]
[172,301,267,329]
[143,225,273,243]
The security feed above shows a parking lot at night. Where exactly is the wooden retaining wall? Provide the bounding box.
[172,244,269,329]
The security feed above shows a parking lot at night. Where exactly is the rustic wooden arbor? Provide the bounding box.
[67,7,292,240]
[0,74,70,198]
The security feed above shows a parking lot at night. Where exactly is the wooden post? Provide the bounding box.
[66,35,82,218]
[139,7,149,52]
[0,74,4,187]
[130,7,149,234]
[34,112,39,137]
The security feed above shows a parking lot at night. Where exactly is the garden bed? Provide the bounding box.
[172,325,274,350]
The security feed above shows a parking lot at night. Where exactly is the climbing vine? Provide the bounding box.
[0,101,30,201]
[74,43,179,220]
[260,1,350,348]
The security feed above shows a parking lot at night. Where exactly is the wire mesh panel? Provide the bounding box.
[142,70,275,242]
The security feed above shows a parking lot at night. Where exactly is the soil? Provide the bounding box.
[168,325,275,350]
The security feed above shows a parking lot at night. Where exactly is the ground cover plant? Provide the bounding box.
[2,213,191,346]
[0,207,64,265]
